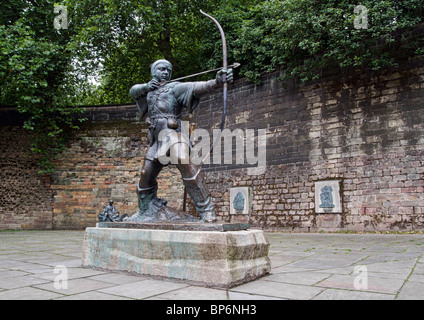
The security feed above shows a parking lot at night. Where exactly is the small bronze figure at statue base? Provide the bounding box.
[97,200,127,223]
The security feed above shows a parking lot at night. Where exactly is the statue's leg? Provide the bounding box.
[173,142,216,222]
[126,159,164,221]
[139,158,163,189]
[138,159,164,212]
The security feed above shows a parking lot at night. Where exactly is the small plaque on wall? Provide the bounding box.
[315,180,342,214]
[230,187,251,215]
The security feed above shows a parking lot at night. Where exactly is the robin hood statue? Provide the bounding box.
[126,59,233,223]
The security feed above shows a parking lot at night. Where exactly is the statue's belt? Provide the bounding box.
[146,113,182,146]
[147,113,181,130]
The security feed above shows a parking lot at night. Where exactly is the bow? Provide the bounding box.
[200,10,229,164]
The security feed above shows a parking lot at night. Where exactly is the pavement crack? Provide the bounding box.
[394,253,422,300]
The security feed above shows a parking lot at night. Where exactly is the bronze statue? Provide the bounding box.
[98,200,127,222]
[126,60,233,223]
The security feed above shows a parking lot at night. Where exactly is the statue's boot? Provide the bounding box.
[125,184,162,222]
[179,163,217,223]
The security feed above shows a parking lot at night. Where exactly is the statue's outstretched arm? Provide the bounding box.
[193,68,234,98]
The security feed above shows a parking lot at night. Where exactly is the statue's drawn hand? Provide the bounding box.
[216,68,234,85]
[147,79,160,91]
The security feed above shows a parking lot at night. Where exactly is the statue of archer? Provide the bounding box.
[126,59,233,223]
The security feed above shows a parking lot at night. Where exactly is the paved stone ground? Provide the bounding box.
[0,230,423,300]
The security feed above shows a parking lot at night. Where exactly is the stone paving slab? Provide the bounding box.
[316,273,405,294]
[0,286,64,300]
[147,285,228,300]
[35,277,114,296]
[312,288,394,300]
[396,281,424,300]
[98,279,189,300]
[0,230,423,300]
[231,279,325,300]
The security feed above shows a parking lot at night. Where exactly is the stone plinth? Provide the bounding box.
[82,226,271,289]
[97,221,250,232]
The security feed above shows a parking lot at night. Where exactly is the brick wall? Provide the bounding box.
[0,125,53,230]
[0,105,186,230]
[192,56,424,232]
[1,55,423,231]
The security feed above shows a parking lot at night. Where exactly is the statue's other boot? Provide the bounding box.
[179,164,217,223]
[193,195,216,223]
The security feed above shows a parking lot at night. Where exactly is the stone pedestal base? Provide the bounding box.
[82,227,271,289]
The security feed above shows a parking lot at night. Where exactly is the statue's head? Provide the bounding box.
[150,59,173,82]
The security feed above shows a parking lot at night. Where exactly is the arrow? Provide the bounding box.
[161,63,240,84]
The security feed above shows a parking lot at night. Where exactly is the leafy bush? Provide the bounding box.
[210,0,424,83]
[0,1,85,173]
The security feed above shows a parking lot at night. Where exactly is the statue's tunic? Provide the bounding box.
[130,80,216,163]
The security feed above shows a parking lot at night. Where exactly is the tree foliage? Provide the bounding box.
[67,0,423,102]
[65,0,224,104]
[205,0,424,83]
[0,0,85,173]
